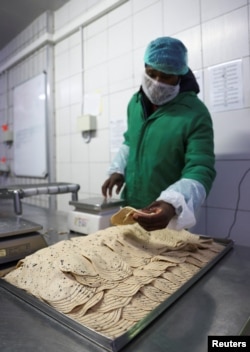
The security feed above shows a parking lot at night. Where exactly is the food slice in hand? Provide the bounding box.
[111,206,154,225]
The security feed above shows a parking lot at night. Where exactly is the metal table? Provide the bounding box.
[0,200,250,352]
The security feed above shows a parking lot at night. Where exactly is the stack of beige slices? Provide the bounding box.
[3,223,224,339]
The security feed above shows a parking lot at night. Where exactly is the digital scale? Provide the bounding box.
[0,216,47,265]
[68,197,124,235]
[0,182,80,267]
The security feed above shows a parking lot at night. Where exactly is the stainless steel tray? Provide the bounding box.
[0,237,233,352]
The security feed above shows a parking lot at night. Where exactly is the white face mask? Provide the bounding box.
[141,72,180,105]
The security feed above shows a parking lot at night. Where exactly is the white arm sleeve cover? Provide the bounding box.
[107,144,129,176]
[157,178,206,230]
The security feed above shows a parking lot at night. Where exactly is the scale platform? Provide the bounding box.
[68,197,124,235]
[0,216,47,265]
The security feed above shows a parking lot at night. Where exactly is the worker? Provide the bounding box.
[102,36,216,231]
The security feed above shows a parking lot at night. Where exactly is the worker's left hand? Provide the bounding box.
[133,200,176,231]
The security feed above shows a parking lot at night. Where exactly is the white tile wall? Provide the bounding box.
[108,53,134,93]
[0,0,250,247]
[175,27,202,70]
[56,106,71,135]
[54,2,71,31]
[85,14,107,39]
[84,31,108,69]
[69,73,82,104]
[55,51,70,81]
[202,7,249,67]
[211,110,250,158]
[70,103,82,133]
[57,135,71,163]
[55,79,70,108]
[109,88,134,121]
[69,45,82,76]
[108,19,133,59]
[108,1,132,26]
[84,63,109,95]
[132,0,159,13]
[201,0,247,22]
[71,133,90,163]
[133,2,163,49]
[163,0,200,35]
[71,162,90,193]
[90,162,110,195]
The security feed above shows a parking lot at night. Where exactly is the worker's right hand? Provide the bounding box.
[102,173,125,198]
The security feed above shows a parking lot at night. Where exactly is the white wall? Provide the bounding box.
[0,0,249,246]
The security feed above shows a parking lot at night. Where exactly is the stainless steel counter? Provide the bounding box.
[0,200,250,352]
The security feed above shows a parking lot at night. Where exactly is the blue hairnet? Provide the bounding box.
[144,37,188,76]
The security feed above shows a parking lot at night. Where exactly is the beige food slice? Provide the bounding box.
[116,237,154,259]
[152,277,179,294]
[81,244,132,281]
[73,274,103,288]
[133,268,155,278]
[145,260,177,272]
[177,262,200,277]
[101,318,134,339]
[122,304,149,321]
[188,252,210,264]
[102,238,150,268]
[111,207,144,225]
[77,308,122,331]
[161,271,185,285]
[121,225,168,254]
[96,279,120,292]
[168,263,199,279]
[185,256,204,268]
[130,291,157,311]
[42,276,97,313]
[195,248,220,261]
[101,319,134,339]
[93,292,132,313]
[91,254,131,281]
[119,252,150,268]
[140,285,168,303]
[208,241,225,253]
[161,250,191,258]
[110,282,141,297]
[50,287,97,313]
[135,258,176,278]
[122,275,153,286]
[38,271,79,301]
[150,228,200,249]
[68,291,104,317]
[59,252,97,277]
[167,265,190,279]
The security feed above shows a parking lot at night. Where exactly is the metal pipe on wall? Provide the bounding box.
[46,43,56,210]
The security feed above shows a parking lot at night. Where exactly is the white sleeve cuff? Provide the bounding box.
[157,179,206,230]
[157,190,196,230]
[108,144,129,176]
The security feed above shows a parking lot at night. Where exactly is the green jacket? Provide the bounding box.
[122,91,216,208]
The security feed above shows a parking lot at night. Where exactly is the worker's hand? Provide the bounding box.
[133,200,176,231]
[102,173,125,198]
